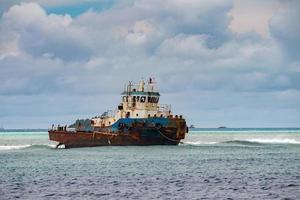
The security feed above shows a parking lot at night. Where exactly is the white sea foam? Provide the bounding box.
[181,137,300,146]
[0,144,59,151]
[48,144,65,149]
[245,138,300,144]
[43,144,65,149]
[181,141,218,145]
[0,145,31,150]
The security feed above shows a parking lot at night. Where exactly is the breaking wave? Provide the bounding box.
[182,141,218,145]
[244,138,300,144]
[0,145,31,150]
[0,144,57,151]
[182,138,300,146]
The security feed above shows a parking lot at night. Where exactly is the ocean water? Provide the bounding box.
[0,128,300,200]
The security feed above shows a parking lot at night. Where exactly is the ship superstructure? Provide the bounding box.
[92,79,172,129]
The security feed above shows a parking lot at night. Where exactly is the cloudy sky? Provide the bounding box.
[0,0,299,128]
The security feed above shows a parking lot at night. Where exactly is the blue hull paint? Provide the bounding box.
[110,117,173,132]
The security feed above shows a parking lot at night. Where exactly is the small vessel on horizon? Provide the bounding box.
[49,78,188,148]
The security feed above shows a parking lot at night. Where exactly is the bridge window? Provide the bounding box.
[140,96,146,102]
[149,97,158,103]
[148,97,156,103]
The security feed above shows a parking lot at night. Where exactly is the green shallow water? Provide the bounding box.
[0,129,300,199]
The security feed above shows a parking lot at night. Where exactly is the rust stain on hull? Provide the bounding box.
[49,129,180,148]
[49,118,187,148]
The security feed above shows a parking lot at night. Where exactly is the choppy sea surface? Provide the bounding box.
[0,128,300,200]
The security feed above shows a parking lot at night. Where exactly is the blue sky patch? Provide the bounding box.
[46,1,116,17]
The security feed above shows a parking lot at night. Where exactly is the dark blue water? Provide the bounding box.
[1,129,300,199]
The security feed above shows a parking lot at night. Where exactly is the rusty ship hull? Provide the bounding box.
[49,117,187,148]
[49,79,188,148]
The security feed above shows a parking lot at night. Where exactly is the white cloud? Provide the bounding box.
[1,3,92,61]
[229,0,281,37]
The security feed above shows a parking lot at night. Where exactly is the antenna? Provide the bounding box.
[128,81,132,95]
